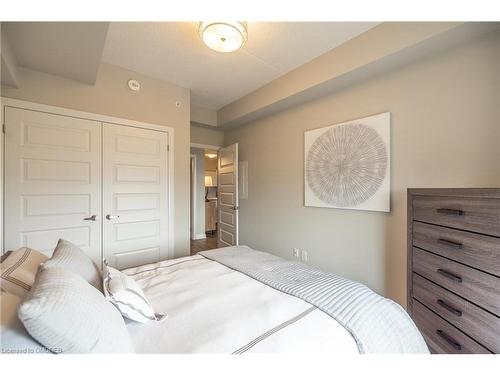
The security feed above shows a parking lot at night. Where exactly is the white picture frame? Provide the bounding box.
[304,112,391,212]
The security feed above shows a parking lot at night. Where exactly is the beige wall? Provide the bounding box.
[191,104,217,127]
[219,23,500,127]
[205,155,218,170]
[1,63,192,258]
[191,124,224,146]
[225,33,500,306]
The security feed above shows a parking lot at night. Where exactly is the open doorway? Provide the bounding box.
[190,146,220,255]
[190,143,240,255]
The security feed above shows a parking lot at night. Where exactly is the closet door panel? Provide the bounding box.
[4,107,102,262]
[102,123,169,269]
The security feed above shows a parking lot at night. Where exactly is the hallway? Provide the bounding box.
[190,235,218,255]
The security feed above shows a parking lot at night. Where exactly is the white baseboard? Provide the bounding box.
[192,234,207,240]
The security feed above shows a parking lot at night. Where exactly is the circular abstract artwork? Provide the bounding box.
[306,123,388,207]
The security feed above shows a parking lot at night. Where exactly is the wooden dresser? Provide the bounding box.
[408,188,500,354]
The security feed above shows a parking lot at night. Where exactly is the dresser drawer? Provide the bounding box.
[413,221,500,276]
[413,196,500,237]
[413,273,500,353]
[413,247,500,315]
[412,300,490,354]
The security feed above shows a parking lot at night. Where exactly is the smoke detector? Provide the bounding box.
[127,79,141,92]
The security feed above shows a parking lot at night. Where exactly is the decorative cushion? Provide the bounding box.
[41,239,102,292]
[103,262,166,323]
[1,248,48,298]
[1,251,12,263]
[1,291,51,354]
[17,267,134,353]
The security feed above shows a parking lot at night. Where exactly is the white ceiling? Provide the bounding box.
[102,22,379,109]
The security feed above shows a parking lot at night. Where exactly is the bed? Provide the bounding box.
[124,246,428,354]
[1,244,427,354]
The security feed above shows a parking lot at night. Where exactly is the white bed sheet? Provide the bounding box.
[124,254,358,354]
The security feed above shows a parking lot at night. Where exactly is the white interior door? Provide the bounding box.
[217,143,239,247]
[102,123,169,269]
[4,107,102,262]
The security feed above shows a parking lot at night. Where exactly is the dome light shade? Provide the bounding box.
[199,22,247,53]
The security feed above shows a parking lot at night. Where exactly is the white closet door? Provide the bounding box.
[4,108,102,262]
[217,143,239,247]
[102,123,169,269]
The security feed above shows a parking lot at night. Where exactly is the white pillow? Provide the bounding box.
[18,267,134,353]
[1,291,51,354]
[103,262,166,323]
[1,247,48,298]
[41,239,102,292]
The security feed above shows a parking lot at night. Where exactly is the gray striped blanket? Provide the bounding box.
[200,246,428,354]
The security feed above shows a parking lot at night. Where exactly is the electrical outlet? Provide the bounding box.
[301,250,309,263]
[292,248,300,259]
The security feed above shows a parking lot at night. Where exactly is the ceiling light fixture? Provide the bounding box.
[199,22,247,53]
[205,153,217,159]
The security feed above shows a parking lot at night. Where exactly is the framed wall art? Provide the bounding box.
[304,112,390,212]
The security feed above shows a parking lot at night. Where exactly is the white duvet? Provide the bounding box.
[124,254,359,354]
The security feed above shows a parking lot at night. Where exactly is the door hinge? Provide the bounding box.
[2,124,5,134]
[167,144,170,152]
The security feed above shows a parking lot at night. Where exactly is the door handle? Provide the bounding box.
[83,215,97,221]
[106,214,120,220]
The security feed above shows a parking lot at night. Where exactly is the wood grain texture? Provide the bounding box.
[408,189,500,354]
[413,247,500,316]
[408,188,500,199]
[413,273,500,353]
[407,190,414,312]
[190,235,218,256]
[412,300,491,354]
[413,195,500,237]
[413,221,500,276]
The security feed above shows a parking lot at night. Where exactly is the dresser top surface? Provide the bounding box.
[408,188,500,199]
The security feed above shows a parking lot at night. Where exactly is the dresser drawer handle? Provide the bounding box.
[436,330,462,351]
[436,208,464,216]
[437,268,462,283]
[437,238,463,249]
[437,299,462,316]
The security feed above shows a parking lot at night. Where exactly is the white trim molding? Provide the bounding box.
[191,234,207,240]
[190,154,197,243]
